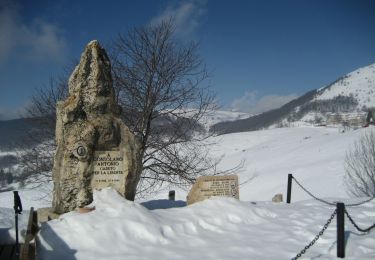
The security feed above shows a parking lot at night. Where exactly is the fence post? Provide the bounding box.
[337,202,345,258]
[168,190,175,201]
[13,190,23,259]
[287,174,293,204]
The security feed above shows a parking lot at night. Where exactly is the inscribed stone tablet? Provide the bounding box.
[91,151,126,191]
[187,175,239,205]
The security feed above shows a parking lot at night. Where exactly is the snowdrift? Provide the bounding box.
[37,188,375,260]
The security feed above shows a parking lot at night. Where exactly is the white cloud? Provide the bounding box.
[150,0,206,38]
[0,105,28,120]
[0,2,66,65]
[231,91,298,114]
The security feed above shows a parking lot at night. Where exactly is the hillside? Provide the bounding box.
[0,117,47,151]
[0,110,247,152]
[1,126,373,206]
[210,90,317,134]
[211,62,375,135]
[316,62,375,108]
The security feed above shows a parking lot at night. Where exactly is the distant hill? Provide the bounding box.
[0,110,248,152]
[211,62,375,135]
[0,118,44,151]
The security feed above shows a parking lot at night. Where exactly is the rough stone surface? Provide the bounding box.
[272,193,283,203]
[37,208,60,223]
[186,175,239,205]
[52,40,140,214]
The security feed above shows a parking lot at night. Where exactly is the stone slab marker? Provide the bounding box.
[52,40,139,213]
[187,175,239,205]
[272,193,283,203]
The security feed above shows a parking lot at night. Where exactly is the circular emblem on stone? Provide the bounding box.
[76,146,87,157]
[73,142,89,161]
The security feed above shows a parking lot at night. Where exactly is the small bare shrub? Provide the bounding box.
[344,130,375,197]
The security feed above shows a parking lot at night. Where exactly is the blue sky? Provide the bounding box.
[1,0,375,119]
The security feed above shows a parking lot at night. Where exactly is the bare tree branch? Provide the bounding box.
[110,20,224,197]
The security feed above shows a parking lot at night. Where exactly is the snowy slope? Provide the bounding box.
[1,126,373,208]
[150,126,374,203]
[316,62,375,109]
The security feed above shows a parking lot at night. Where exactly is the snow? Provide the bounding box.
[1,126,375,259]
[36,188,375,260]
[0,151,17,156]
[200,110,251,129]
[211,126,367,202]
[147,126,374,203]
[315,62,375,109]
[0,208,30,244]
[0,184,52,209]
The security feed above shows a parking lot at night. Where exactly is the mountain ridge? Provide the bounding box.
[211,62,375,135]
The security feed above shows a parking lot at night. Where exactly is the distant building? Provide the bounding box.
[326,112,367,127]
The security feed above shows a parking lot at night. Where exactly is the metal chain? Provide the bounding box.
[292,176,375,207]
[346,196,375,207]
[292,177,336,206]
[345,209,375,233]
[291,209,337,260]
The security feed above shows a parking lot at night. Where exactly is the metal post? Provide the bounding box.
[168,190,175,201]
[337,202,345,258]
[287,174,293,204]
[15,212,19,258]
[13,191,22,260]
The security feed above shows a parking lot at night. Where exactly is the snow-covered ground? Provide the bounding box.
[36,189,374,260]
[154,125,375,203]
[1,126,374,259]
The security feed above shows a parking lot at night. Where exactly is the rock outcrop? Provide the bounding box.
[52,40,140,213]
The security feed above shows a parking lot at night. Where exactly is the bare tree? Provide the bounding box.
[111,20,220,197]
[344,130,375,197]
[17,77,68,188]
[19,20,233,198]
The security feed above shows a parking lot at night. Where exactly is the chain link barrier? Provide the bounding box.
[291,177,336,206]
[292,176,375,207]
[345,196,375,207]
[290,175,375,259]
[345,209,375,233]
[291,209,337,260]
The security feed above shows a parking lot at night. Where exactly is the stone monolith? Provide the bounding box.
[52,40,140,213]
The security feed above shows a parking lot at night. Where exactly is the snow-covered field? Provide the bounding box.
[158,125,375,203]
[1,126,374,259]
